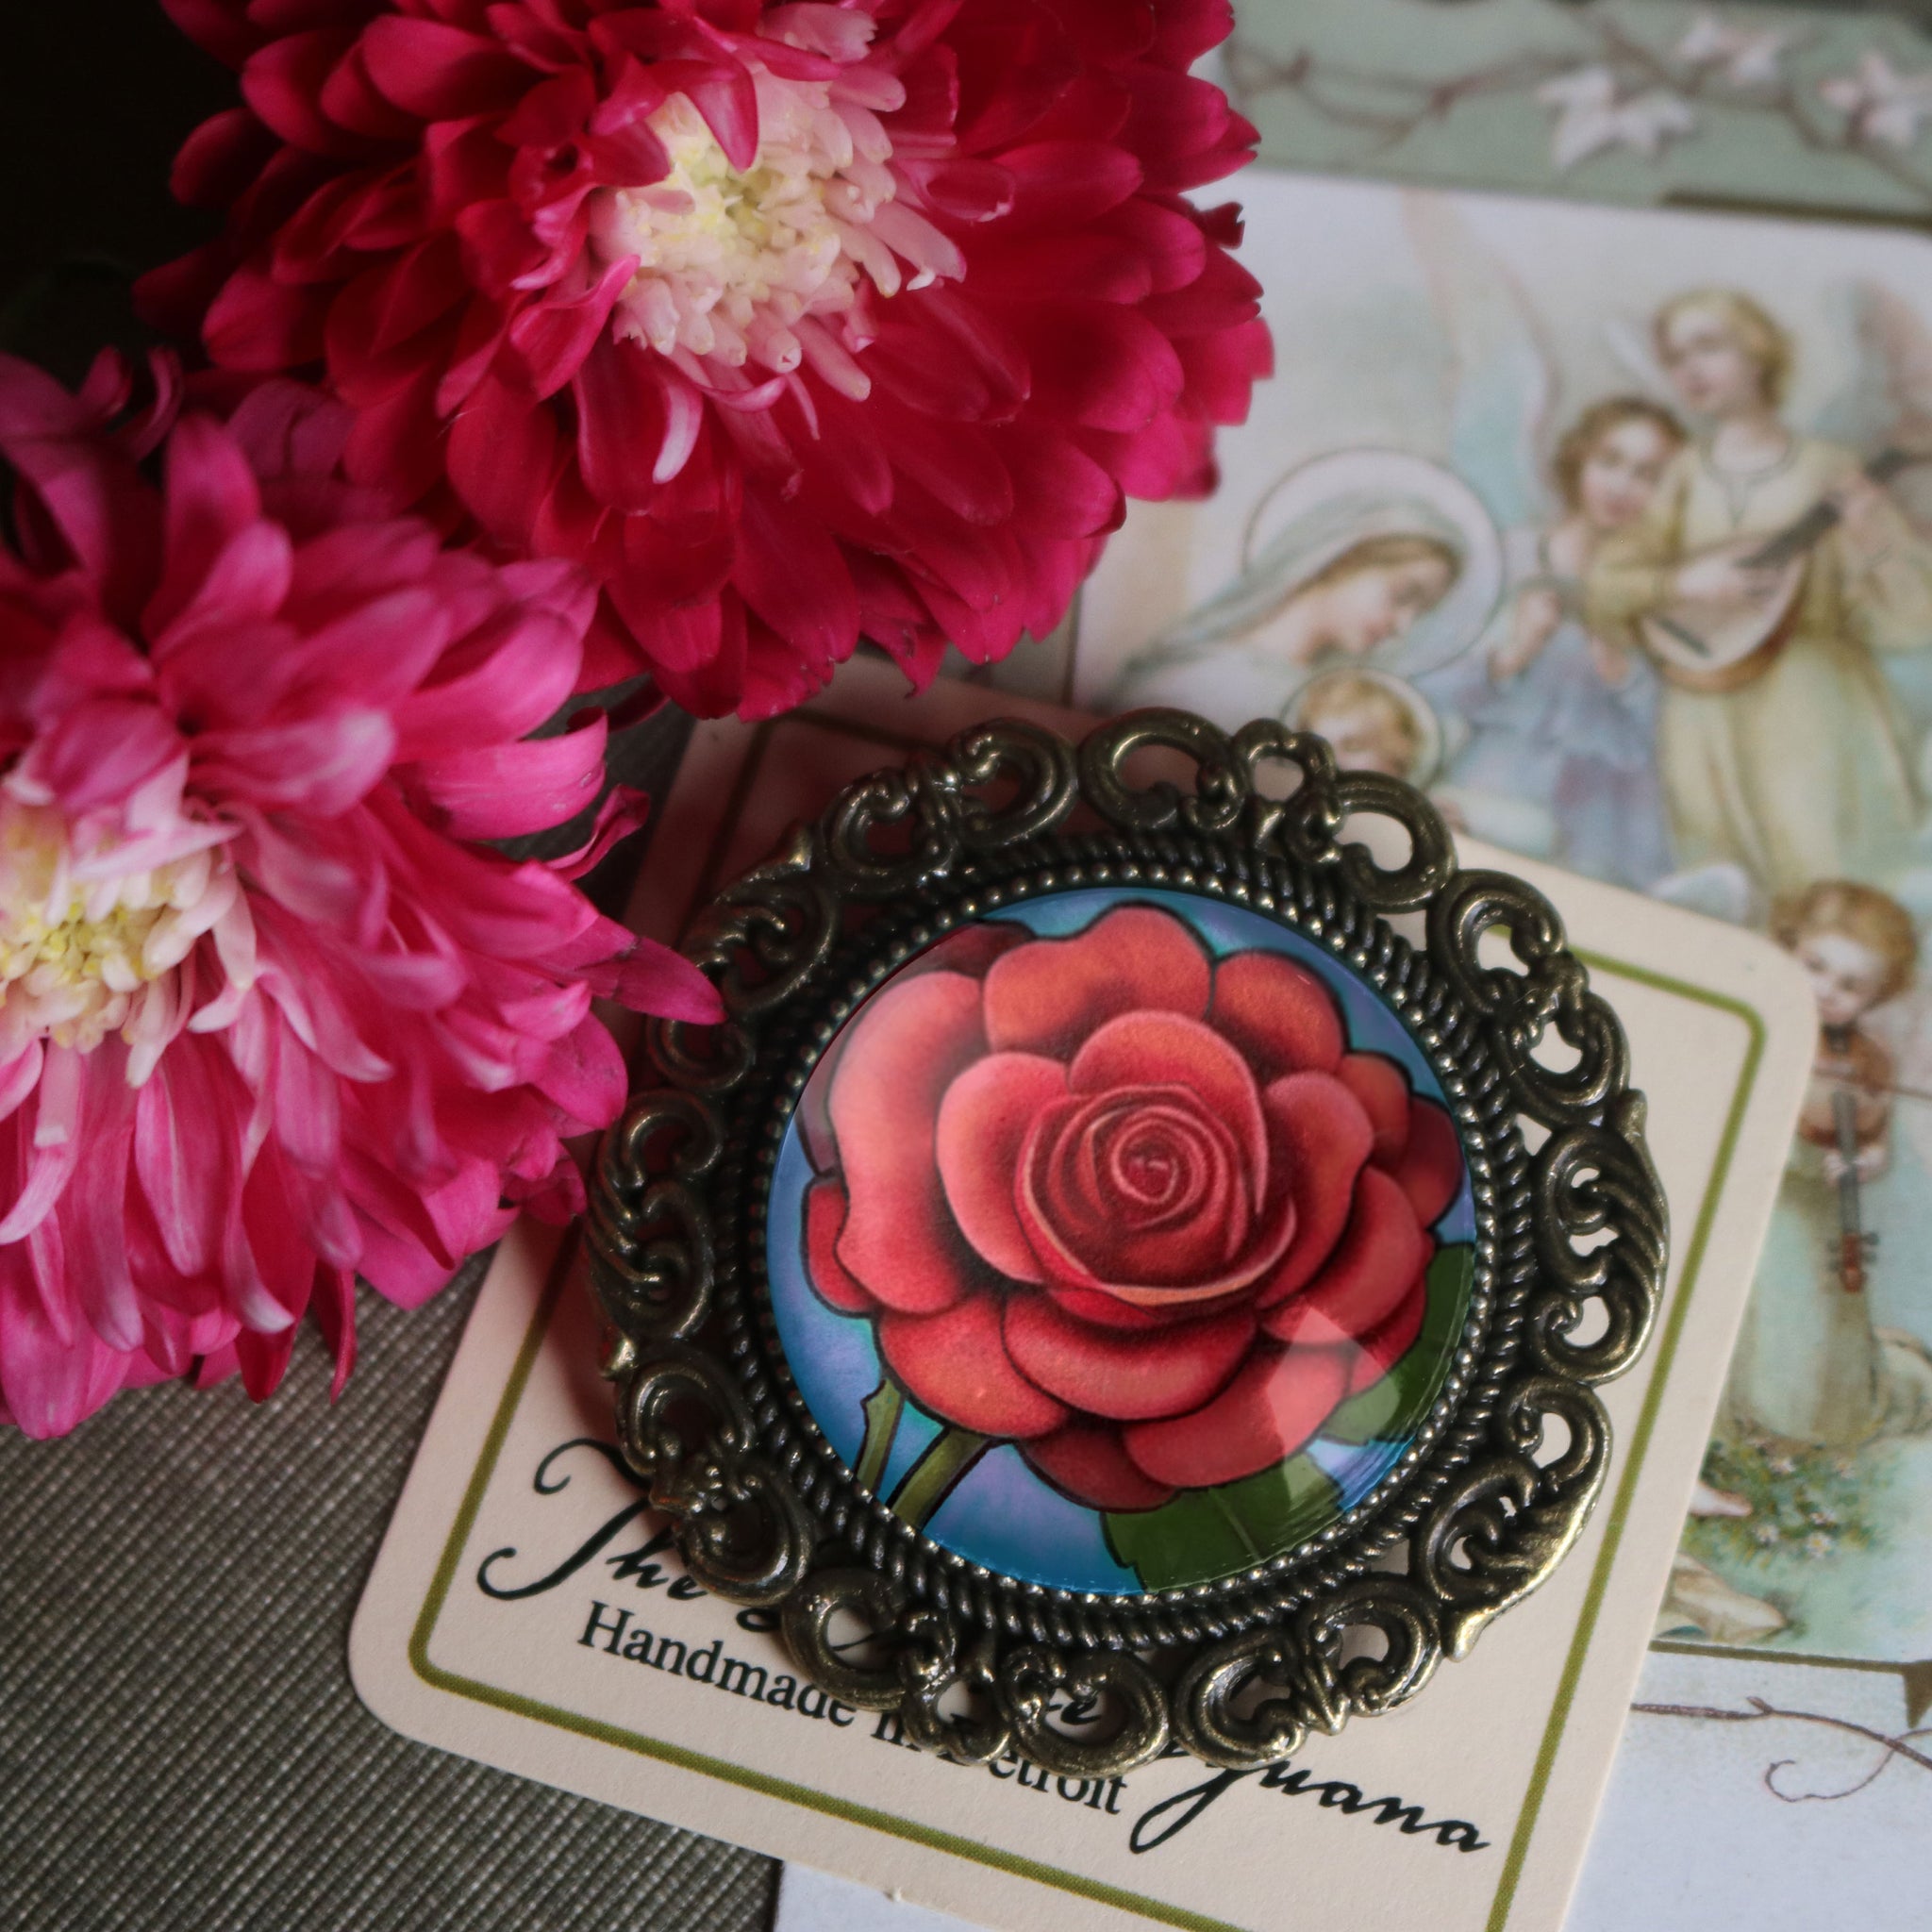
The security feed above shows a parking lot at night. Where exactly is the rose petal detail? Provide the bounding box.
[828,969,990,1314]
[1260,1169,1427,1348]
[1337,1053,1410,1165]
[804,1179,875,1314]
[1067,1008,1266,1186]
[1124,1344,1352,1489]
[1254,1072,1374,1307]
[1023,1419,1176,1510]
[1344,1268,1430,1395]
[1004,1291,1253,1420]
[1014,1087,1294,1307]
[1040,1279,1191,1331]
[1391,1098,1463,1230]
[982,904,1209,1057]
[879,1295,1068,1439]
[936,1051,1067,1282]
[1209,950,1344,1081]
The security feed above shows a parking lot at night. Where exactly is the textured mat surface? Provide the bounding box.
[0,1259,776,1931]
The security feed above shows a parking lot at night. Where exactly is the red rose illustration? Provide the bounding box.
[798,905,1466,1512]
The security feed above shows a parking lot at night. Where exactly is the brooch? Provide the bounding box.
[587,710,1668,1774]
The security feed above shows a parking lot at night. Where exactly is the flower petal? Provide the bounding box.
[1124,1342,1351,1489]
[0,1246,139,1440]
[360,16,529,119]
[1003,1291,1253,1420]
[878,1293,1067,1439]
[803,1179,875,1313]
[1208,949,1343,1081]
[936,1050,1065,1282]
[828,969,990,1313]
[1067,1008,1265,1182]
[1023,1418,1174,1510]
[447,373,558,544]
[407,714,608,839]
[1337,1053,1409,1166]
[1253,1072,1374,1307]
[1391,1098,1463,1230]
[135,1040,232,1279]
[982,904,1209,1058]
[508,255,638,401]
[1260,1169,1427,1348]
[1344,1267,1429,1396]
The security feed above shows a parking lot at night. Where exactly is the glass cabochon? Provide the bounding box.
[765,887,1477,1595]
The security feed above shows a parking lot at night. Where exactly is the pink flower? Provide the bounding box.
[141,0,1271,718]
[0,352,720,1439]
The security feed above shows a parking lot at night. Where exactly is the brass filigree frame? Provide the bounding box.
[586,710,1668,1774]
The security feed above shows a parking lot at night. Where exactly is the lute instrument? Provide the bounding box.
[1638,446,1927,691]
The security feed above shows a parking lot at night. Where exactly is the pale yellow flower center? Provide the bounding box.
[0,804,222,1055]
[590,60,955,402]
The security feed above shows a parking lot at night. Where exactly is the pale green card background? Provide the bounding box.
[1232,0,1932,220]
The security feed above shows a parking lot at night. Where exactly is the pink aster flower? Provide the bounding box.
[0,351,720,1439]
[142,0,1271,717]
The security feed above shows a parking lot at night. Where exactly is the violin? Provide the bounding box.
[1807,1025,1887,1295]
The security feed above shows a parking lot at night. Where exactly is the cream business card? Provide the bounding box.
[351,660,1813,1932]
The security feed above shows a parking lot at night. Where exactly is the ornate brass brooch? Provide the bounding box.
[587,710,1668,1774]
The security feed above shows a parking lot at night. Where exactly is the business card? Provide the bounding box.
[351,661,1812,1932]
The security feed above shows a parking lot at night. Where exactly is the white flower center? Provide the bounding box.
[590,63,959,399]
[0,801,237,1060]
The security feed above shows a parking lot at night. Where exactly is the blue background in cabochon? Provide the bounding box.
[764,887,1478,1595]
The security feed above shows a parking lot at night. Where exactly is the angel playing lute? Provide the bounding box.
[1585,286,1932,899]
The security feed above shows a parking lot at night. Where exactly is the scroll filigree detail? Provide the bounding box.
[619,1341,815,1606]
[1527,1092,1667,1383]
[586,1089,723,1346]
[1428,867,1630,1125]
[1076,711,1457,911]
[589,708,1670,1776]
[1412,1374,1610,1658]
[1173,1577,1441,1769]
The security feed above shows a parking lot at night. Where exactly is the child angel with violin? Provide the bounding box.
[1724,883,1932,1452]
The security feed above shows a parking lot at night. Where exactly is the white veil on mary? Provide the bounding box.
[1105,450,1507,727]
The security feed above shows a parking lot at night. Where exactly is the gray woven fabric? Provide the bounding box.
[0,1261,777,1931]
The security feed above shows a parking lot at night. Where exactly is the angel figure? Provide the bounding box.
[1101,447,1505,730]
[1287,666,1561,858]
[1585,287,1932,899]
[1402,202,1687,891]
[1442,398,1689,889]
[1724,882,1932,1450]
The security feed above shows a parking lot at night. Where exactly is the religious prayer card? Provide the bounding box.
[352,660,1813,1932]
[1037,163,1932,1929]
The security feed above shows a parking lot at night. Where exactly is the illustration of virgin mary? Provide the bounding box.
[1103,449,1506,728]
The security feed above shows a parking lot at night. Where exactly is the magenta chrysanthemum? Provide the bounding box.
[0,352,721,1439]
[142,0,1271,717]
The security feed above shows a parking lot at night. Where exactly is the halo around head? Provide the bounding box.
[1241,448,1507,680]
[1288,666,1447,790]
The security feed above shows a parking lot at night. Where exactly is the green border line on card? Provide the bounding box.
[1480,957,1765,1932]
[407,954,1768,1932]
